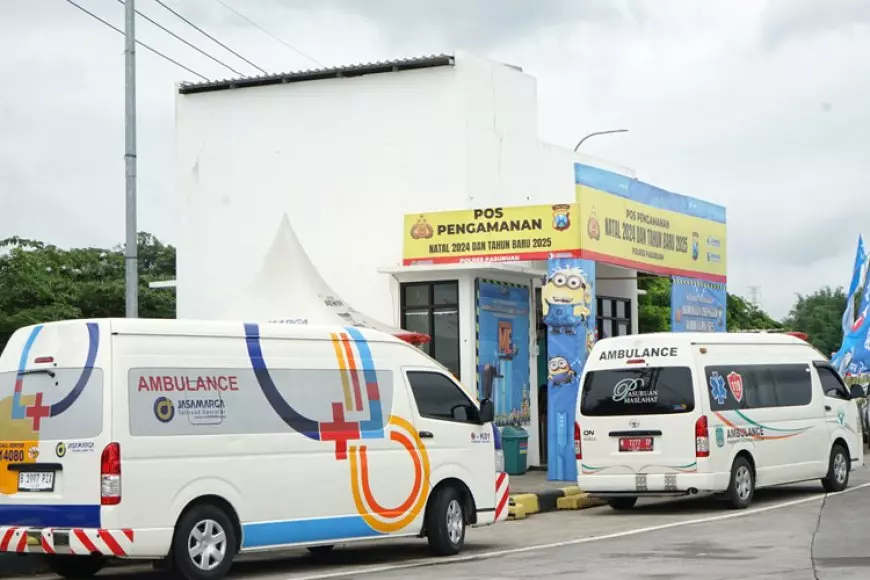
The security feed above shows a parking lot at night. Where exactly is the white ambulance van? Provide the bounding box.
[0,319,509,579]
[575,332,864,510]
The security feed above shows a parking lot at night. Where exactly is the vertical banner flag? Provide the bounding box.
[475,280,532,427]
[543,257,596,481]
[832,236,870,378]
[670,276,727,332]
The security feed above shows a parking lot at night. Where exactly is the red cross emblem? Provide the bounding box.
[727,372,744,403]
[25,393,51,431]
[320,402,361,460]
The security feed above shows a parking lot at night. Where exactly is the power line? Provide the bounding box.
[63,0,209,81]
[116,0,242,76]
[214,0,323,68]
[152,0,267,75]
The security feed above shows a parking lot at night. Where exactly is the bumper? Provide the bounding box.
[473,472,510,527]
[0,526,135,557]
[578,471,729,496]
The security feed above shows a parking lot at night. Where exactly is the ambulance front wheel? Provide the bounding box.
[426,486,466,556]
[44,554,106,578]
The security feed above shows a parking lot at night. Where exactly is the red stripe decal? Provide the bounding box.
[15,533,27,553]
[98,529,126,556]
[0,528,16,552]
[122,529,134,542]
[495,488,510,519]
[74,529,99,554]
[496,472,507,489]
[40,535,55,555]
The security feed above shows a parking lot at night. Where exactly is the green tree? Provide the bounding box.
[637,276,781,333]
[0,232,176,352]
[726,293,783,332]
[783,286,847,356]
[637,276,672,333]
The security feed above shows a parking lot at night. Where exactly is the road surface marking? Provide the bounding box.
[293,482,870,579]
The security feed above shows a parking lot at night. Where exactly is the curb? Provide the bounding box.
[508,485,605,517]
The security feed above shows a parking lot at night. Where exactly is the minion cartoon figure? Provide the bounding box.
[586,328,597,353]
[548,356,576,386]
[541,266,592,334]
[691,232,700,261]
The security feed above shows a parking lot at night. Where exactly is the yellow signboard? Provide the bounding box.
[403,204,581,265]
[576,185,727,282]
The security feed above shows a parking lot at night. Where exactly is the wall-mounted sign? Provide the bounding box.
[575,163,727,283]
[402,204,581,266]
[671,276,727,332]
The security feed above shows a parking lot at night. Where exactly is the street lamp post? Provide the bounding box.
[574,129,629,151]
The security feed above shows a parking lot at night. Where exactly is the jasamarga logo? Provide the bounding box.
[177,399,225,410]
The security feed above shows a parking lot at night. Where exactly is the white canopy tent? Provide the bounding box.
[220,215,428,344]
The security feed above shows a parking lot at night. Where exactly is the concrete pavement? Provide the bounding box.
[7,467,870,579]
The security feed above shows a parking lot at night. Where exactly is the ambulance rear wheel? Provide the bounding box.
[44,554,106,578]
[726,456,755,509]
[171,503,237,580]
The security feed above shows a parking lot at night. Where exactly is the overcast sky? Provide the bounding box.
[2,0,869,319]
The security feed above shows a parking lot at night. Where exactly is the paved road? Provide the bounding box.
[19,466,870,579]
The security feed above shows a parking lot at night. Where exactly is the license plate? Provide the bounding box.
[18,472,55,492]
[619,437,654,452]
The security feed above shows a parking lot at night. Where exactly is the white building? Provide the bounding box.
[172,52,702,468]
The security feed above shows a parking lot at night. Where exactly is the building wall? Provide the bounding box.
[175,52,643,468]
[175,51,635,327]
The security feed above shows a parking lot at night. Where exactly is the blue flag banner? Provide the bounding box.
[840,236,866,338]
[670,276,727,332]
[831,236,870,378]
[543,257,596,482]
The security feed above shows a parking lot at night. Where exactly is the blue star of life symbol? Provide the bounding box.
[709,372,727,405]
[837,408,845,427]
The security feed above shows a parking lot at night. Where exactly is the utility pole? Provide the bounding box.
[124,0,139,317]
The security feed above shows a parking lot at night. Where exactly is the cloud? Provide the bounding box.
[292,0,632,49]
[760,0,870,50]
[2,0,869,321]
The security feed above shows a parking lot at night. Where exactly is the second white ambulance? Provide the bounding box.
[576,332,864,509]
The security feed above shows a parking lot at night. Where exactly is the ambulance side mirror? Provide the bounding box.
[479,399,495,424]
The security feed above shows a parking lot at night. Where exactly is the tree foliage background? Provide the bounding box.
[0,231,854,360]
[783,287,847,356]
[638,276,783,334]
[0,232,175,351]
[637,276,852,357]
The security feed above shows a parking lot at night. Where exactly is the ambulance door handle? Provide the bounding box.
[825,405,832,412]
[419,431,434,439]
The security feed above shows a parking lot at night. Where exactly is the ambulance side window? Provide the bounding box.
[815,365,850,400]
[406,371,479,423]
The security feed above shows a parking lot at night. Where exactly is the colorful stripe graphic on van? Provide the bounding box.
[242,324,429,544]
[713,410,813,440]
[580,462,697,475]
[8,323,100,431]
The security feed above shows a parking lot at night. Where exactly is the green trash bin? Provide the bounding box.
[502,426,529,475]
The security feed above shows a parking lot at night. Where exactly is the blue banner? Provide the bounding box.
[832,236,870,378]
[475,280,531,427]
[543,258,596,481]
[670,276,727,332]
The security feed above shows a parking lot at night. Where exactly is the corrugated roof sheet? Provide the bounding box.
[178,53,455,95]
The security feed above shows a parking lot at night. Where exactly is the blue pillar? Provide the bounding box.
[544,258,596,482]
